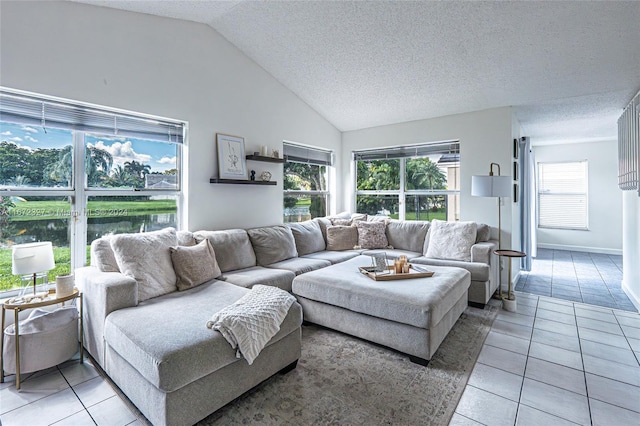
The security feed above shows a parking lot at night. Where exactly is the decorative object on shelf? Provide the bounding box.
[253,151,260,156]
[272,149,280,159]
[260,171,272,182]
[55,274,74,298]
[250,170,256,181]
[260,145,269,157]
[12,242,55,296]
[216,133,247,180]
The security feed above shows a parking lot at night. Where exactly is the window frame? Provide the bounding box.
[283,142,333,221]
[0,87,186,296]
[354,141,460,221]
[537,160,589,230]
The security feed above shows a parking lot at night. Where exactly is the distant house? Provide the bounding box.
[145,174,177,189]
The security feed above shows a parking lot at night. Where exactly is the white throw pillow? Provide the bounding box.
[111,228,178,302]
[425,220,477,262]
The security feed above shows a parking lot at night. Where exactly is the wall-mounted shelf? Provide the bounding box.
[210,178,276,186]
[245,155,285,164]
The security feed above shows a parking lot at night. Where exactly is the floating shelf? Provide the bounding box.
[245,155,285,163]
[210,178,277,186]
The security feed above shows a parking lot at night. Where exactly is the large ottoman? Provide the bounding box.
[292,255,470,365]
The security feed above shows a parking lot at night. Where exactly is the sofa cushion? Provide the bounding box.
[354,220,388,249]
[176,230,197,247]
[385,220,430,252]
[170,239,221,291]
[266,257,331,276]
[411,257,490,282]
[194,229,256,272]
[425,220,477,262]
[287,220,325,256]
[301,250,362,264]
[326,225,358,251]
[315,217,332,244]
[247,226,298,266]
[221,266,296,292]
[110,228,177,302]
[104,280,302,392]
[90,237,119,273]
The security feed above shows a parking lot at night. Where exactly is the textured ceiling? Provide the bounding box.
[70,1,640,144]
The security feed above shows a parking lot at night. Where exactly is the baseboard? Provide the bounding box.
[536,243,622,256]
[622,280,640,312]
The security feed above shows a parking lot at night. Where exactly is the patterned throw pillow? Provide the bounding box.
[354,220,388,249]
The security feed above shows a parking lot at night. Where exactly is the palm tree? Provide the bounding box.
[86,146,113,186]
[124,160,151,180]
[48,145,73,186]
[109,165,136,187]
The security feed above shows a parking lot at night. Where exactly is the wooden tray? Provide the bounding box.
[359,264,434,281]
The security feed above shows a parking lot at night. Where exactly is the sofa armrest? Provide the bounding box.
[76,266,137,367]
[471,240,498,264]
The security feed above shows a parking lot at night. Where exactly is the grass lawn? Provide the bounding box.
[391,211,446,221]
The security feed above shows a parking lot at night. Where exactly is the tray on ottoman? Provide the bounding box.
[358,264,434,281]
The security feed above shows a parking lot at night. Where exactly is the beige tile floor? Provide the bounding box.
[451,291,640,426]
[1,293,638,425]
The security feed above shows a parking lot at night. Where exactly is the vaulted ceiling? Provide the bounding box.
[71,0,640,144]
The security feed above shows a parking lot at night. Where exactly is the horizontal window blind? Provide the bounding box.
[0,88,185,143]
[538,161,588,229]
[353,141,459,161]
[284,142,333,166]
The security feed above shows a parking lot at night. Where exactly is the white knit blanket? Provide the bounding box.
[206,285,296,365]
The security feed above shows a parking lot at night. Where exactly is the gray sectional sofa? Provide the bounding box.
[77,214,498,425]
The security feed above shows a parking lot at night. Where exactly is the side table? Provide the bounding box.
[494,250,526,312]
[1,288,83,390]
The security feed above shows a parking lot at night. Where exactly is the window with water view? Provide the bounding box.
[0,88,185,293]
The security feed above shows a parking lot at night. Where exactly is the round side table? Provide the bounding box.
[494,249,526,312]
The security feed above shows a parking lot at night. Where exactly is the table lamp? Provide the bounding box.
[12,242,56,296]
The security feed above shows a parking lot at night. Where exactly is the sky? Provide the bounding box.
[0,121,177,173]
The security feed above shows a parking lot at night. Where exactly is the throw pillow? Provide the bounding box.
[247,225,298,265]
[330,218,353,226]
[287,220,325,256]
[425,220,477,262]
[355,220,388,249]
[194,229,257,272]
[326,225,358,251]
[476,223,491,242]
[90,236,120,273]
[170,239,221,291]
[110,228,178,302]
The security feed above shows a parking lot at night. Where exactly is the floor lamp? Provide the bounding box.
[471,163,511,297]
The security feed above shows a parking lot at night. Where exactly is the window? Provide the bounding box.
[0,87,186,294]
[354,142,460,221]
[283,142,333,222]
[537,161,588,230]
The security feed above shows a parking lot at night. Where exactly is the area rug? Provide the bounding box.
[198,305,498,426]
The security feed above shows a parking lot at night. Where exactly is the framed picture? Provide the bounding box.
[513,183,519,203]
[217,133,247,180]
[513,161,519,182]
[371,253,390,275]
[513,138,519,160]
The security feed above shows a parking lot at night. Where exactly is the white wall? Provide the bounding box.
[0,1,341,231]
[533,140,622,254]
[622,191,640,310]
[341,107,515,241]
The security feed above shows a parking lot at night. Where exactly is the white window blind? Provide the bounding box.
[538,161,588,229]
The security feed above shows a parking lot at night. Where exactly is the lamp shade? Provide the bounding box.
[11,242,56,275]
[471,175,511,198]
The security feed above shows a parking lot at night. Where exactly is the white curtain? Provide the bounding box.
[519,137,536,270]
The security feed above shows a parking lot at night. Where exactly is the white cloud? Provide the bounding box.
[25,135,39,143]
[1,131,12,136]
[158,156,176,165]
[22,126,39,133]
[8,137,23,142]
[88,140,152,168]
